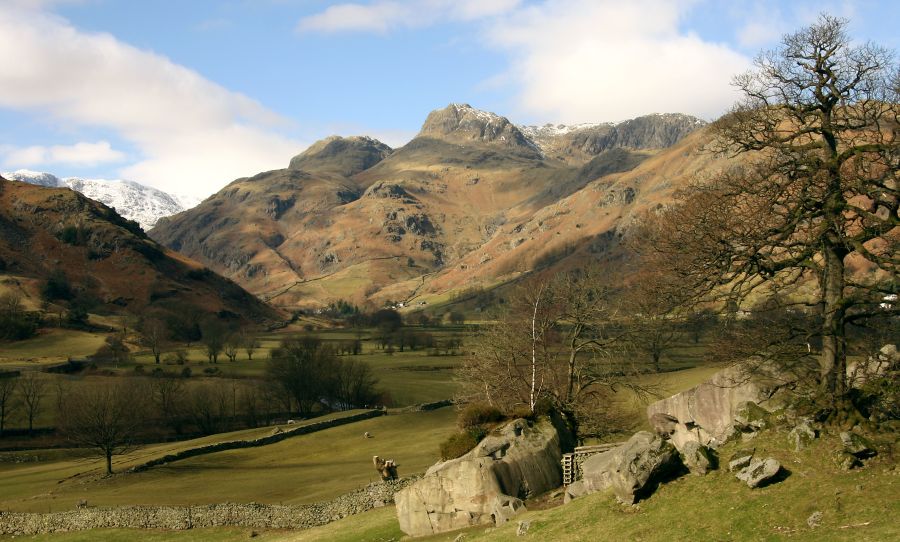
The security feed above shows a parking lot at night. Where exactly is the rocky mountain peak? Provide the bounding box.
[520,113,707,162]
[417,103,539,153]
[288,135,392,177]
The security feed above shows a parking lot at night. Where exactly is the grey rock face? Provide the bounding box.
[395,418,564,537]
[646,363,794,452]
[735,458,781,488]
[565,431,679,505]
[649,412,679,437]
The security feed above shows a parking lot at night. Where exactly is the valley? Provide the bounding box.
[1,8,897,541]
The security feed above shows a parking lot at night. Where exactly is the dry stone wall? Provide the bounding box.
[0,478,417,535]
[129,409,384,473]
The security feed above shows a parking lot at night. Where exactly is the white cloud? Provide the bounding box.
[1,140,124,167]
[0,6,303,197]
[484,0,752,124]
[297,0,521,33]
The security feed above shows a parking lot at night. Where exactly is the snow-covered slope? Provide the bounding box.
[3,170,188,230]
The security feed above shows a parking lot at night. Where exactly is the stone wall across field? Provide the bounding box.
[129,409,385,473]
[0,477,418,535]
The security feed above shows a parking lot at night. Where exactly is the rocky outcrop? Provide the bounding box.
[417,104,541,157]
[288,135,392,177]
[563,431,680,504]
[646,363,794,451]
[395,417,564,537]
[521,113,705,163]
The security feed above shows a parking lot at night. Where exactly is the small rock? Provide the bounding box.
[728,449,754,472]
[788,420,817,452]
[517,520,531,536]
[807,511,823,528]
[682,440,714,475]
[734,401,769,431]
[453,534,466,542]
[836,452,862,471]
[736,458,781,488]
[840,432,876,459]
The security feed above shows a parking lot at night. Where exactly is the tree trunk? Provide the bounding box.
[106,451,113,475]
[820,241,847,408]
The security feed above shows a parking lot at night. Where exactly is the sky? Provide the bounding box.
[0,0,897,199]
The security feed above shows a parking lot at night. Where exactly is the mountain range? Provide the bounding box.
[149,104,720,310]
[2,170,199,230]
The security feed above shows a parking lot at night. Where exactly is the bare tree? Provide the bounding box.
[331,358,380,410]
[243,333,261,361]
[141,318,169,364]
[201,320,227,364]
[0,375,18,436]
[642,15,898,411]
[619,272,683,372]
[459,271,646,437]
[188,383,231,434]
[149,374,185,433]
[266,336,331,416]
[18,372,46,434]
[58,381,146,474]
[224,335,240,363]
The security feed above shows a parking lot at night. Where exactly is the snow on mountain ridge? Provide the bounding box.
[3,169,187,230]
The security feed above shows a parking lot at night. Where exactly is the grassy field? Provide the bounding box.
[0,407,456,513]
[8,416,897,541]
[0,329,108,368]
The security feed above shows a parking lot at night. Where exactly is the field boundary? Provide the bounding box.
[128,409,385,473]
[0,477,417,535]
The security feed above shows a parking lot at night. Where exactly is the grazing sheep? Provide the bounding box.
[373,455,398,480]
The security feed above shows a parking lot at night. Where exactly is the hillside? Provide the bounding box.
[2,169,192,230]
[149,104,707,309]
[0,176,281,327]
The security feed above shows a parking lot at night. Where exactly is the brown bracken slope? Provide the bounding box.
[0,176,281,324]
[149,104,715,309]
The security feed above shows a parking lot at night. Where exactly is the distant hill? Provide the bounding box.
[0,176,281,327]
[149,104,710,309]
[2,169,196,230]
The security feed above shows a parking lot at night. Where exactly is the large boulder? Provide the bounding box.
[395,417,564,537]
[564,431,680,504]
[646,363,794,452]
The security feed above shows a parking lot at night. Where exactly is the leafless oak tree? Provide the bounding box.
[0,375,18,436]
[58,381,146,474]
[18,371,46,434]
[642,15,898,411]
